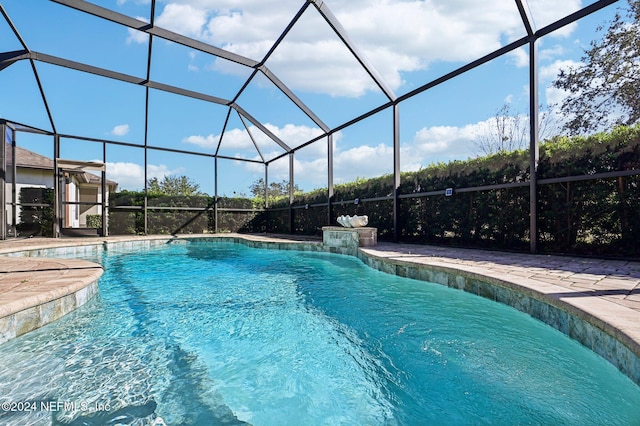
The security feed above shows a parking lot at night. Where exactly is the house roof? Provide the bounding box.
[5,145,118,188]
[6,145,53,170]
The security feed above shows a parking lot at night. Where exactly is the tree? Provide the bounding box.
[553,0,640,135]
[474,103,558,156]
[147,175,203,196]
[249,178,301,199]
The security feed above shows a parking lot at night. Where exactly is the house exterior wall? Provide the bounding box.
[4,159,113,235]
[79,185,102,227]
[4,168,52,229]
[65,179,80,228]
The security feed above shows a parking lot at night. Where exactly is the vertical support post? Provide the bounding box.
[264,163,269,232]
[289,152,294,234]
[264,163,269,209]
[393,104,401,242]
[327,133,334,226]
[101,142,108,236]
[529,38,539,253]
[53,134,60,238]
[0,123,6,240]
[214,156,218,234]
[10,132,16,238]
[143,144,148,235]
[143,5,153,237]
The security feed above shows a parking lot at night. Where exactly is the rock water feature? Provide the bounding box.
[336,215,368,228]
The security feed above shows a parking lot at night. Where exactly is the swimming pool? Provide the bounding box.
[1,239,639,425]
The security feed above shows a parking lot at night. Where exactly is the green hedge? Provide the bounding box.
[108,193,266,235]
[107,126,639,256]
[288,125,640,256]
[17,187,54,237]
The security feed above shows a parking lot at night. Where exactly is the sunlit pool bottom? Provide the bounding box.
[1,240,639,425]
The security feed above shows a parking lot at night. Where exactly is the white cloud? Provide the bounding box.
[232,114,518,189]
[333,143,394,183]
[110,124,130,136]
[238,121,484,188]
[126,17,150,44]
[183,123,325,154]
[410,123,479,160]
[540,59,580,82]
[183,133,222,149]
[127,29,149,44]
[507,47,529,68]
[540,44,567,61]
[106,162,182,190]
[524,0,580,36]
[148,0,583,98]
[155,3,209,38]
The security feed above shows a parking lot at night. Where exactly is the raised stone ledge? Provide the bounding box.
[322,226,377,255]
[0,257,103,344]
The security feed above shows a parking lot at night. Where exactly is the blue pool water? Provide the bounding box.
[1,240,640,425]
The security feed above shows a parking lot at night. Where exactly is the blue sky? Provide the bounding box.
[0,0,623,197]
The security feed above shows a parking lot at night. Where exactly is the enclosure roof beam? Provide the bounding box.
[0,119,53,136]
[267,0,620,166]
[0,49,29,71]
[238,111,266,163]
[243,1,329,133]
[535,0,618,39]
[53,0,328,142]
[1,5,58,134]
[28,51,232,106]
[259,65,330,133]
[232,103,292,153]
[51,0,259,68]
[397,0,618,105]
[515,0,535,37]
[21,52,293,159]
[215,108,234,157]
[309,0,396,102]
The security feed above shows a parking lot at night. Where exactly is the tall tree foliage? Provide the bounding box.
[474,103,558,155]
[147,175,202,196]
[249,178,300,199]
[553,0,640,134]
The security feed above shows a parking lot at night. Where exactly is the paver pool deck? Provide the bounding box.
[1,234,639,383]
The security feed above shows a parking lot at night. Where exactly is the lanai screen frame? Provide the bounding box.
[0,0,622,252]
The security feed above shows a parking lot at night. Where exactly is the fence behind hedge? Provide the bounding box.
[269,125,640,257]
[99,125,640,257]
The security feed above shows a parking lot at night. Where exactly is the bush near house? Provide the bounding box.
[17,187,54,237]
[108,193,264,235]
[86,215,102,228]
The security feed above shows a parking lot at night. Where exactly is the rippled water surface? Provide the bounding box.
[1,240,640,425]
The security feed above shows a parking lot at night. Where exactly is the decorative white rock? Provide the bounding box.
[337,214,368,228]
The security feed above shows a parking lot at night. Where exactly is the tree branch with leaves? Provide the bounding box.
[147,175,203,196]
[553,0,640,135]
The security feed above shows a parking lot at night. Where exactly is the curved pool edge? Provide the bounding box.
[356,244,640,387]
[0,234,321,347]
[0,233,639,387]
[0,257,102,345]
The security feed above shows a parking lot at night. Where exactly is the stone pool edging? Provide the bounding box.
[0,235,324,346]
[0,234,639,386]
[0,257,102,344]
[356,248,640,386]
